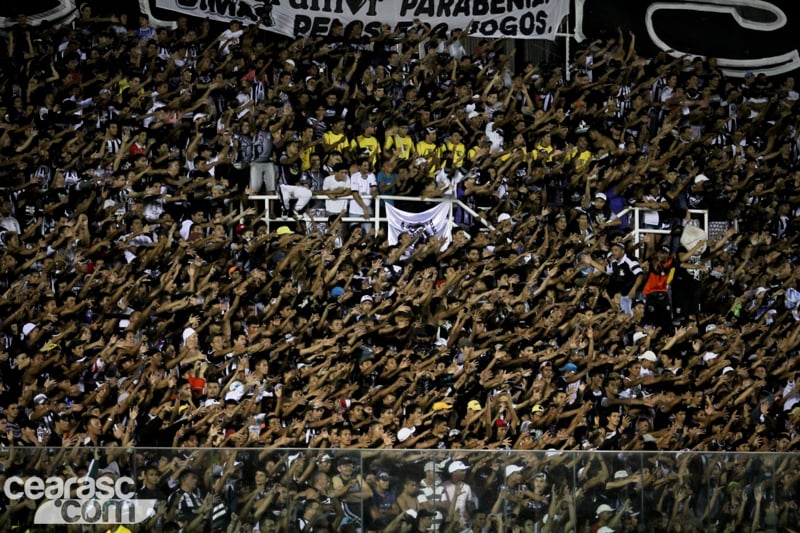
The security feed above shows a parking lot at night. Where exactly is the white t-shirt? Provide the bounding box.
[218,29,243,56]
[349,171,376,215]
[322,174,351,213]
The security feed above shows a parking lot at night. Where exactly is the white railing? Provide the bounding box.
[617,207,709,258]
[247,197,710,254]
[248,194,497,235]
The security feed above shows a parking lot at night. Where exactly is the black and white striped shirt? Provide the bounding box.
[606,254,643,295]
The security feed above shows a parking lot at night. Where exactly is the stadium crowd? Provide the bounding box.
[0,4,799,532]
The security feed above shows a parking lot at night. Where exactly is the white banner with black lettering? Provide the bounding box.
[154,0,569,40]
[386,202,451,249]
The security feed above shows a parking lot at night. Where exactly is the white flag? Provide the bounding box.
[153,0,569,41]
[385,202,451,249]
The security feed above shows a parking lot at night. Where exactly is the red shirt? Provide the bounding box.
[642,257,675,295]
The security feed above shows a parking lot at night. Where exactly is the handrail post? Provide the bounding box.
[448,197,454,232]
[264,195,271,234]
[373,195,380,237]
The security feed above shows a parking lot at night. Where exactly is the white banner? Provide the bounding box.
[0,1,76,28]
[154,0,569,40]
[386,202,451,249]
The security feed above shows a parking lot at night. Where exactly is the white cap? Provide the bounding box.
[397,427,415,442]
[596,504,615,515]
[22,323,38,337]
[632,331,647,344]
[703,351,719,363]
[595,192,607,201]
[505,464,524,478]
[447,460,469,473]
[694,173,710,183]
[613,470,629,479]
[225,381,245,402]
[638,350,657,362]
[721,366,735,375]
[598,527,616,533]
[182,327,196,343]
[497,213,513,224]
[423,461,440,472]
[360,294,373,303]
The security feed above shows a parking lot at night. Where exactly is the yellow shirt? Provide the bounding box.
[416,140,439,177]
[323,131,350,153]
[500,146,527,162]
[415,140,438,160]
[438,141,466,168]
[565,148,592,169]
[350,135,381,165]
[531,144,554,162]
[300,145,316,171]
[384,135,415,160]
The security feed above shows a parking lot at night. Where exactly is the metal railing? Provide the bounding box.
[247,196,710,254]
[248,194,497,235]
[618,207,709,258]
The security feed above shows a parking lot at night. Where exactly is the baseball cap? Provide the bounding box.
[595,192,607,201]
[397,427,415,442]
[467,400,482,411]
[559,362,578,372]
[360,294,373,303]
[276,225,294,235]
[447,460,469,473]
[423,461,441,472]
[638,350,657,362]
[432,401,453,411]
[596,504,615,515]
[531,404,545,413]
[330,286,345,297]
[505,464,523,478]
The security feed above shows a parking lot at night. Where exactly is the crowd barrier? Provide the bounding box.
[248,194,710,250]
[0,447,795,531]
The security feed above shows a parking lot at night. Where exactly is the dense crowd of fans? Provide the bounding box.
[0,5,799,531]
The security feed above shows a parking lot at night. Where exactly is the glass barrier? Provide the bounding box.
[0,447,797,531]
